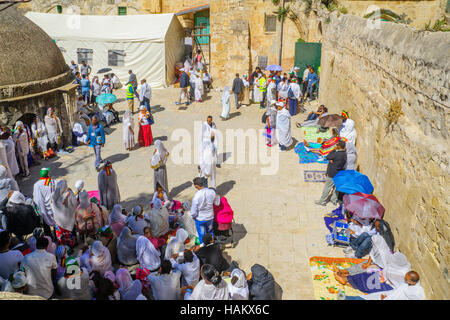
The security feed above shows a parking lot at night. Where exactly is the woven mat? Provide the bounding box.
[304,170,327,182]
[309,256,366,300]
[302,127,331,142]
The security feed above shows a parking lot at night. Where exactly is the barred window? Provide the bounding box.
[118,6,127,15]
[108,50,125,67]
[265,14,277,32]
[258,56,268,70]
[77,48,93,65]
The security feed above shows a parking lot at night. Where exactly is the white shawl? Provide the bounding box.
[227,269,249,300]
[151,140,168,169]
[340,119,357,145]
[369,234,392,269]
[52,180,78,231]
[136,235,161,271]
[383,252,411,288]
[89,240,112,275]
[164,228,189,260]
[190,279,230,300]
[276,108,293,147]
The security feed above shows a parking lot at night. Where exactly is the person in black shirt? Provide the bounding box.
[315,140,347,206]
[194,233,230,273]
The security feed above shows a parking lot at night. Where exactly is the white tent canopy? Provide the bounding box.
[25,12,185,89]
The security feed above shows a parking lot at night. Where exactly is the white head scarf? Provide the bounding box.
[228,269,249,300]
[75,180,84,194]
[136,235,161,271]
[122,110,134,136]
[52,180,78,231]
[89,240,112,275]
[149,199,169,238]
[14,121,24,132]
[151,140,168,168]
[6,191,26,207]
[222,86,231,104]
[340,119,357,145]
[383,252,411,288]
[369,234,391,269]
[117,227,138,266]
[116,268,133,292]
[164,228,189,260]
[108,204,125,224]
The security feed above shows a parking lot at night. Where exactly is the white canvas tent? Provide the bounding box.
[25,12,185,89]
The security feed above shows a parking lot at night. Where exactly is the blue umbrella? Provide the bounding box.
[333,170,374,195]
[96,93,117,105]
[265,64,283,72]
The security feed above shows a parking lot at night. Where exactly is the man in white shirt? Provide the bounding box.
[301,65,310,98]
[21,236,57,299]
[190,177,220,244]
[147,260,181,300]
[0,231,23,279]
[69,60,78,75]
[139,79,152,113]
[170,250,200,287]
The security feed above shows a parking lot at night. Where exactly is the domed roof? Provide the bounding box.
[0,6,70,87]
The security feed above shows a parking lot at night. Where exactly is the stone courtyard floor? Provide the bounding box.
[19,87,343,300]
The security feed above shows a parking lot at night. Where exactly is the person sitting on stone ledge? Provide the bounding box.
[296,105,328,128]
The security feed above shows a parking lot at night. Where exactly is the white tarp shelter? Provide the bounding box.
[25,12,185,89]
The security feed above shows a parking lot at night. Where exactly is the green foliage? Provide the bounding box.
[364,9,412,25]
[424,17,450,31]
[297,37,305,42]
[272,0,280,5]
[325,16,331,24]
[276,5,290,22]
[339,6,348,14]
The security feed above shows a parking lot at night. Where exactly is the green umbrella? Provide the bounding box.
[96,93,117,105]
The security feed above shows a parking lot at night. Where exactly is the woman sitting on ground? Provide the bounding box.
[182,263,230,300]
[303,128,345,157]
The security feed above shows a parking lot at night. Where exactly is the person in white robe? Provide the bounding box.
[52,180,78,233]
[164,228,189,260]
[227,268,249,300]
[148,198,169,238]
[126,205,151,236]
[33,167,56,236]
[170,250,200,287]
[199,137,217,188]
[122,110,135,151]
[150,140,169,193]
[31,117,49,155]
[117,227,139,266]
[136,235,161,272]
[266,78,277,108]
[147,260,182,300]
[200,117,217,166]
[0,140,19,191]
[220,86,231,120]
[0,165,13,206]
[339,118,357,145]
[275,102,293,151]
[44,108,63,151]
[116,268,142,300]
[13,121,30,177]
[89,240,112,276]
[252,74,262,103]
[100,104,115,126]
[0,132,19,177]
[277,78,289,100]
[72,122,87,146]
[194,73,204,102]
[345,141,357,170]
[186,264,230,300]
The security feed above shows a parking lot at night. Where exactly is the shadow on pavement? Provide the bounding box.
[104,153,130,164]
[169,181,193,198]
[153,136,168,142]
[227,112,241,120]
[216,180,236,196]
[151,105,165,114]
[217,152,232,164]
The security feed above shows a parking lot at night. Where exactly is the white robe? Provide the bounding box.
[194,76,204,101]
[362,282,425,300]
[200,141,217,188]
[0,144,19,191]
[200,122,218,165]
[253,81,261,103]
[289,82,301,99]
[136,236,161,271]
[267,82,276,106]
[44,115,63,145]
[149,206,170,238]
[189,279,230,300]
[276,108,293,147]
[52,181,78,231]
[122,111,135,150]
[3,139,19,176]
[340,119,357,145]
[72,123,87,145]
[31,119,49,153]
[221,87,231,119]
[33,179,56,227]
[277,82,289,100]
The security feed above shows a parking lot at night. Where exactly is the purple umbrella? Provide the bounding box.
[343,192,385,219]
[265,64,283,72]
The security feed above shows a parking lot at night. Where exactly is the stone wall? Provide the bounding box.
[340,0,447,29]
[319,12,449,299]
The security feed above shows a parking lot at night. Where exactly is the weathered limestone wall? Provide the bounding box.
[319,13,449,299]
[340,0,447,29]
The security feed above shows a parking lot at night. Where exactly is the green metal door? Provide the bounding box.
[194,11,210,45]
[294,42,322,79]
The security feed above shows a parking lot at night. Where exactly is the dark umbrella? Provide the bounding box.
[343,193,385,219]
[318,114,343,128]
[97,68,112,74]
[333,170,374,195]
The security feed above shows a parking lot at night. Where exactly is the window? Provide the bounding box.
[57,5,62,14]
[77,48,93,65]
[118,6,127,15]
[265,14,277,32]
[258,56,268,70]
[108,50,125,67]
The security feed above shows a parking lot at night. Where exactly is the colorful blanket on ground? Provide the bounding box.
[294,142,329,164]
[304,170,327,182]
[309,256,366,300]
[324,205,345,233]
[301,126,331,142]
